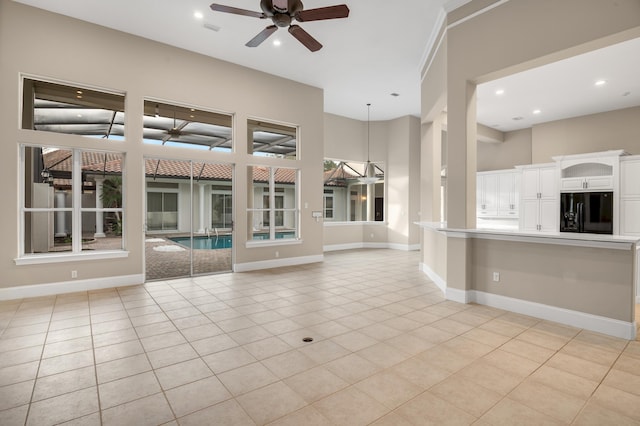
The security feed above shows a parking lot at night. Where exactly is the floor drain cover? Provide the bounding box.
[302,337,314,342]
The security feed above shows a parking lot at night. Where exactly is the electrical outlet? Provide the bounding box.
[492,272,500,282]
[71,270,78,279]
[275,251,279,258]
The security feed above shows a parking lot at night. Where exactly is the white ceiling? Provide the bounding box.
[13,0,640,127]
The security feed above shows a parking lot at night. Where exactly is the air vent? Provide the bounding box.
[204,23,221,32]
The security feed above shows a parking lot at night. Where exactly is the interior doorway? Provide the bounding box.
[144,158,234,281]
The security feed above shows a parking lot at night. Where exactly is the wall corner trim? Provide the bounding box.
[0,274,144,301]
[420,262,446,295]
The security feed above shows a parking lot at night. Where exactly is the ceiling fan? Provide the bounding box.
[210,0,350,52]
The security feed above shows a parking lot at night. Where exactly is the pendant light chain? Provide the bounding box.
[367,103,371,162]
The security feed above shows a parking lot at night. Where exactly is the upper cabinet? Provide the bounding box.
[553,150,625,193]
[477,170,520,219]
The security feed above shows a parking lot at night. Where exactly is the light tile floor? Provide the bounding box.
[0,249,639,425]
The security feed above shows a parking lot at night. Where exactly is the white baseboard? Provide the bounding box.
[446,287,471,304]
[234,254,324,272]
[415,264,636,339]
[324,243,420,252]
[0,274,144,301]
[472,290,636,340]
[323,243,365,252]
[388,243,421,251]
[419,262,446,295]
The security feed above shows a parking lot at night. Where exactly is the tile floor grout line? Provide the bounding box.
[22,294,57,426]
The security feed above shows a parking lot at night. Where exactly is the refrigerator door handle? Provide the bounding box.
[577,202,584,233]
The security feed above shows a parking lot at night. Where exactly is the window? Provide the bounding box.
[248,119,297,159]
[146,191,178,231]
[212,189,232,229]
[248,166,298,241]
[323,189,334,219]
[143,100,233,152]
[22,79,125,140]
[323,159,384,222]
[21,146,125,257]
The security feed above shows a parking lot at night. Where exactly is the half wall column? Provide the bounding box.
[445,79,477,302]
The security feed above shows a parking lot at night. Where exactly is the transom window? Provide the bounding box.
[248,119,297,159]
[143,100,233,152]
[22,78,125,140]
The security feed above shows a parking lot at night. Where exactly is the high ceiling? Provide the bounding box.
[13,0,640,128]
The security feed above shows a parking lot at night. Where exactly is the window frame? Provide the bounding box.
[246,165,301,247]
[145,188,180,232]
[16,145,127,265]
[322,158,385,224]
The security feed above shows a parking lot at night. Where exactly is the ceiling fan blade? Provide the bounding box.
[295,4,349,22]
[246,25,278,47]
[210,3,265,19]
[288,25,322,52]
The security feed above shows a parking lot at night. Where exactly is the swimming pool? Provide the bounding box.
[170,231,295,249]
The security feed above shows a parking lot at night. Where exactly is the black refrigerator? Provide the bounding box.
[560,191,613,234]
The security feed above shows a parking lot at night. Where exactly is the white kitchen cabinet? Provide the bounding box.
[477,173,498,217]
[477,170,520,219]
[518,164,558,232]
[620,157,640,236]
[498,172,520,216]
[560,175,613,191]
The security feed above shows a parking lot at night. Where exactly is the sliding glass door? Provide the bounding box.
[144,157,233,280]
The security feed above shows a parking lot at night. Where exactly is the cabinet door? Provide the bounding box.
[478,174,498,216]
[621,161,640,197]
[498,173,511,214]
[512,173,521,211]
[621,199,640,236]
[539,167,558,199]
[539,198,558,232]
[521,199,540,231]
[585,176,613,190]
[560,178,584,191]
[521,169,540,199]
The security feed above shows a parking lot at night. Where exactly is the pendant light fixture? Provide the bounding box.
[358,103,379,184]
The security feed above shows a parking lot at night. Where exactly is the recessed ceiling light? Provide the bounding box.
[273,39,281,46]
[495,89,505,95]
[532,109,541,115]
[512,116,524,121]
[390,93,400,97]
[194,11,204,20]
[595,79,607,86]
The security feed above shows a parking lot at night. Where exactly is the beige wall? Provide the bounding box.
[1,1,324,288]
[471,239,634,322]
[477,106,640,170]
[421,227,447,283]
[323,113,421,249]
[532,106,640,163]
[477,128,532,171]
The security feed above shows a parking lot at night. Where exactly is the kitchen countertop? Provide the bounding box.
[416,221,639,250]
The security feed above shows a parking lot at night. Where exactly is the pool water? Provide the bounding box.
[170,232,295,250]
